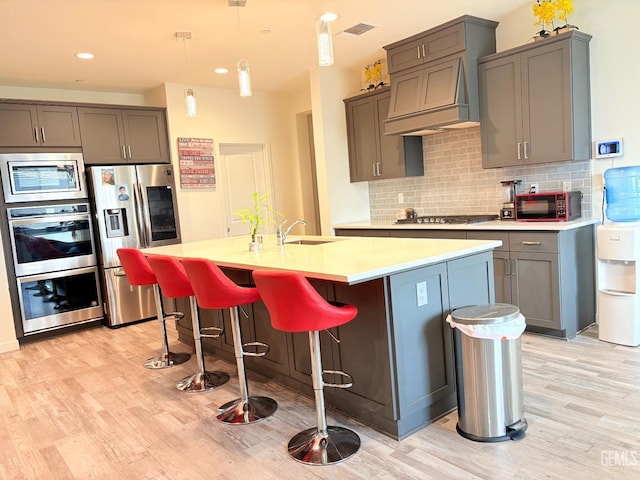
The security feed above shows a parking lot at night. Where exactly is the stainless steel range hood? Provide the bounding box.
[382,15,498,136]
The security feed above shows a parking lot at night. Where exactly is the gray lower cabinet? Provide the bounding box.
[0,103,81,147]
[175,255,494,439]
[79,107,169,165]
[478,31,592,168]
[467,228,595,338]
[339,225,596,339]
[344,87,423,182]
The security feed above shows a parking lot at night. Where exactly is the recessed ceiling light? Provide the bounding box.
[76,52,95,59]
[320,12,338,22]
[214,67,229,74]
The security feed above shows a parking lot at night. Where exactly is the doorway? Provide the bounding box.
[219,143,273,237]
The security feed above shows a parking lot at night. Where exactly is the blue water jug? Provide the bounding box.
[604,166,640,222]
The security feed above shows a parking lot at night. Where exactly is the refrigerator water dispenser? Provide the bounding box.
[104,208,128,238]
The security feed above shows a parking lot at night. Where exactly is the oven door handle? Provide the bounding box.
[132,183,148,248]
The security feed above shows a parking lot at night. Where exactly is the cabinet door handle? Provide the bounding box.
[33,127,39,143]
[376,162,381,176]
[504,257,511,276]
[40,127,46,143]
[372,163,377,177]
[524,141,529,159]
[521,241,542,246]
[417,46,421,59]
[422,44,426,58]
[517,142,522,160]
[121,145,127,159]
[127,145,132,159]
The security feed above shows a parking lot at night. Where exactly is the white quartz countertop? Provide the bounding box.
[142,234,501,284]
[334,218,600,232]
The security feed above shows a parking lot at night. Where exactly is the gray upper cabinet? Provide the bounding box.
[79,107,169,165]
[478,31,592,168]
[383,15,497,136]
[344,87,423,182]
[0,103,81,147]
[386,22,466,74]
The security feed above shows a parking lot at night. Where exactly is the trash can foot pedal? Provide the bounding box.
[506,419,528,440]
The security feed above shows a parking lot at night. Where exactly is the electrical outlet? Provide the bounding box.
[416,281,428,307]
[563,181,571,192]
[398,193,404,204]
[530,183,539,194]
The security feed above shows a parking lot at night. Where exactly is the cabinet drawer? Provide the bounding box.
[509,232,558,253]
[467,231,509,252]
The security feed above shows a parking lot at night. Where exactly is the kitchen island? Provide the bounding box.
[143,234,500,439]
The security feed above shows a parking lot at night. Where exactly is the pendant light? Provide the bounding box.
[317,2,337,66]
[235,5,252,96]
[176,31,197,117]
[316,20,334,66]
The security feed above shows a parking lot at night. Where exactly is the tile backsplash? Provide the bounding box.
[368,126,592,223]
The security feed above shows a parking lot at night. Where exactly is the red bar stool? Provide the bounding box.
[182,258,278,424]
[252,270,361,465]
[116,248,191,369]
[147,255,230,392]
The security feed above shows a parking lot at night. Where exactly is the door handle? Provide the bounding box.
[40,127,46,143]
[524,141,529,159]
[422,44,426,58]
[372,163,377,177]
[521,241,542,246]
[33,127,39,143]
[504,257,511,276]
[376,162,381,177]
[121,145,127,159]
[127,145,132,159]
[517,142,522,160]
[417,46,421,59]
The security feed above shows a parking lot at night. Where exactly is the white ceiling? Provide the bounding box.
[0,0,530,95]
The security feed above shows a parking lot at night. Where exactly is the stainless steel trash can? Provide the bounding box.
[448,303,528,442]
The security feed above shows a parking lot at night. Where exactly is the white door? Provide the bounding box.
[219,143,272,237]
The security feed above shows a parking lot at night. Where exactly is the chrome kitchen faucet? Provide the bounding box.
[277,220,306,245]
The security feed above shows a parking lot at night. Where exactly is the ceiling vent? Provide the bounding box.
[228,0,247,6]
[338,22,376,38]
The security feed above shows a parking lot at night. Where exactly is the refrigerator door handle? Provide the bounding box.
[137,182,153,248]
[133,182,148,247]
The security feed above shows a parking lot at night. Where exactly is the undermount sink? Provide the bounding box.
[284,239,337,245]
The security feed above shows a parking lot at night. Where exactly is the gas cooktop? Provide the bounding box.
[395,214,499,225]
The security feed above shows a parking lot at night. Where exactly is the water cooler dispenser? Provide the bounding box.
[597,166,640,346]
[597,225,640,346]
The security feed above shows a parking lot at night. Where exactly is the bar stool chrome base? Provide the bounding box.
[177,370,229,392]
[216,396,278,424]
[144,351,191,369]
[287,426,360,465]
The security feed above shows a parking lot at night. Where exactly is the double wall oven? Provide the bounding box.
[1,153,102,337]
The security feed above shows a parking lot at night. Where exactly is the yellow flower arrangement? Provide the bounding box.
[533,0,556,37]
[555,0,578,30]
[532,0,578,39]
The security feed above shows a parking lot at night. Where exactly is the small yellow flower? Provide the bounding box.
[556,0,574,22]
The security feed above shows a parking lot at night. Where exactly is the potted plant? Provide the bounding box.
[234,191,282,251]
[532,0,556,40]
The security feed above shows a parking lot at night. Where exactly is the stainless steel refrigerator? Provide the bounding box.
[87,164,181,326]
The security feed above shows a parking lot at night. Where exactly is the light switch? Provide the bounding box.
[416,281,428,307]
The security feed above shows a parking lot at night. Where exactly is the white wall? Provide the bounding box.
[309,67,370,234]
[163,83,305,242]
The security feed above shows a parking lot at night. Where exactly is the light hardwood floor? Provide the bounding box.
[1,321,639,480]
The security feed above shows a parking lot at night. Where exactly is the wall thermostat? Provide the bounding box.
[595,138,623,159]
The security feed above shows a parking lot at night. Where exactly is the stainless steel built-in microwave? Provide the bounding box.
[0,152,87,203]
